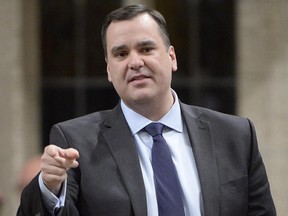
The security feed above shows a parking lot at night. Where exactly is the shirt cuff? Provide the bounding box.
[38,172,67,215]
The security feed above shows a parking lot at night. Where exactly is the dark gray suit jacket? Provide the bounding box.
[17,102,276,216]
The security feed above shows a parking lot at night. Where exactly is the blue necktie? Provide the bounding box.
[144,123,185,216]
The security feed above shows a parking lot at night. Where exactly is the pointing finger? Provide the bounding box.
[54,155,79,169]
[44,145,79,169]
[59,148,79,160]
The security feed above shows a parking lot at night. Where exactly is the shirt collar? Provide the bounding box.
[121,89,183,135]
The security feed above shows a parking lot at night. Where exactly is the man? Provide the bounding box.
[18,4,276,216]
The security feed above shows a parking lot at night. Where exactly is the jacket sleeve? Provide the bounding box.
[247,119,277,215]
[17,173,51,216]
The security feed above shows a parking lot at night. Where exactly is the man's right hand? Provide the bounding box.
[41,144,79,196]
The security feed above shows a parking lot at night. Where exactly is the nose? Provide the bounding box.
[128,52,144,70]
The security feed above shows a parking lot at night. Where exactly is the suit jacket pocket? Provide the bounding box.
[220,175,248,194]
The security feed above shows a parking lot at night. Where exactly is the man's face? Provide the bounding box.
[105,13,177,110]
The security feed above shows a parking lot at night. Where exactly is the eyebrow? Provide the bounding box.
[111,45,127,55]
[137,40,157,47]
[111,40,157,55]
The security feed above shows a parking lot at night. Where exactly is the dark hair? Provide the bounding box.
[101,4,171,58]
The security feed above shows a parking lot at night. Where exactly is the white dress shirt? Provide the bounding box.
[121,90,203,216]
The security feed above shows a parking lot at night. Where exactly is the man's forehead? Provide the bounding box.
[107,16,159,41]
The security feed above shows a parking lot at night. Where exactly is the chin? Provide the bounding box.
[129,94,153,105]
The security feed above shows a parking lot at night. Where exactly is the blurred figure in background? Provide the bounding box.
[18,155,41,191]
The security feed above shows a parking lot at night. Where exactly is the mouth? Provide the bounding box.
[129,74,150,82]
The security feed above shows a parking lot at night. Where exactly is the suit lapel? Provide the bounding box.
[181,103,219,216]
[103,104,147,216]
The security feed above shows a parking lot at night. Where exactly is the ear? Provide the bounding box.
[106,63,112,82]
[169,46,177,72]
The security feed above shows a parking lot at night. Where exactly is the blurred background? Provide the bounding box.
[0,0,287,215]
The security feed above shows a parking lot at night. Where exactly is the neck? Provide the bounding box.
[125,92,174,121]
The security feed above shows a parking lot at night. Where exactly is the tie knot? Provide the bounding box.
[144,122,164,137]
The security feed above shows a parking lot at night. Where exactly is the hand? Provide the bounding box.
[41,144,79,196]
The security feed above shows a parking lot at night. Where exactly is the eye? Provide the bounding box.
[114,51,128,58]
[141,47,153,53]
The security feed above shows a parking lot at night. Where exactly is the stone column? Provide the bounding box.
[237,0,288,215]
[0,0,40,215]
